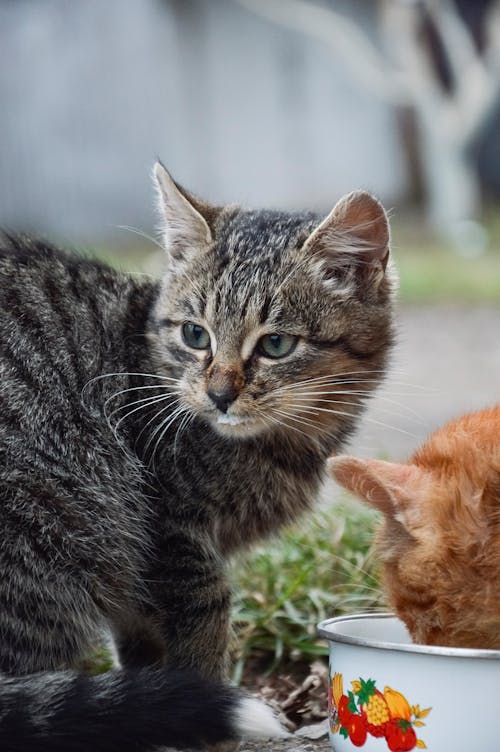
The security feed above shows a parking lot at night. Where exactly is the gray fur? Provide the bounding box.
[0,167,395,747]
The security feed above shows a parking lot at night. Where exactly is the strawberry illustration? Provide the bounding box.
[385,718,417,751]
[337,695,352,726]
[347,713,367,747]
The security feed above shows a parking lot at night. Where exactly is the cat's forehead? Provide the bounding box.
[204,208,319,322]
[216,208,318,260]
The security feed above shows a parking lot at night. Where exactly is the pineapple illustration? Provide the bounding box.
[352,678,391,737]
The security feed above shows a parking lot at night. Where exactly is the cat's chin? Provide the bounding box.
[208,413,267,439]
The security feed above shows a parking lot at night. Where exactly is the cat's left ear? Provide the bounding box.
[154,162,222,262]
[304,191,390,287]
[328,455,425,530]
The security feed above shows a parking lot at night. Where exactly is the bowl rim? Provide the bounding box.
[317,612,500,660]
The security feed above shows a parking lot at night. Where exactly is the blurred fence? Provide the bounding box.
[0,0,405,245]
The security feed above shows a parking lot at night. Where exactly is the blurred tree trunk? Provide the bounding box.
[236,0,500,249]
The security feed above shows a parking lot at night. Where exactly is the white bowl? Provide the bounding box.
[318,613,500,751]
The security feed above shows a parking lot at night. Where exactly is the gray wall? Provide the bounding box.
[0,0,406,245]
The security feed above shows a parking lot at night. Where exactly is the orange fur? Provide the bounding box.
[328,406,500,648]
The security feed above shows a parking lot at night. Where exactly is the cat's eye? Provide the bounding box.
[181,322,211,350]
[258,333,298,359]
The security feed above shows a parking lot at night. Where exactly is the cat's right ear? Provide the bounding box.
[153,162,221,262]
[327,455,426,530]
[303,191,390,289]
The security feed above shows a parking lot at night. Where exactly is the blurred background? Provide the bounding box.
[1,0,500,458]
[2,0,500,244]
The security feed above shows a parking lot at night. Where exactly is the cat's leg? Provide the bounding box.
[156,563,236,752]
[111,613,167,669]
[0,466,139,676]
[0,570,101,676]
[112,539,236,752]
[147,529,232,682]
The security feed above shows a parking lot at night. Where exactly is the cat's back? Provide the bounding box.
[412,406,500,514]
[413,405,500,469]
[0,234,142,317]
[0,234,157,387]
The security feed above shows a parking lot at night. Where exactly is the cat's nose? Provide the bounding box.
[207,386,237,413]
[206,363,244,413]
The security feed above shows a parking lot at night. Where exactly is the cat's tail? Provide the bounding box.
[0,667,285,751]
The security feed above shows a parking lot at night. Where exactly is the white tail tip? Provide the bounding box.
[234,696,288,739]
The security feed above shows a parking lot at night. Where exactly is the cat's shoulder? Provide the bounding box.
[0,232,157,293]
[0,232,111,275]
[0,233,160,324]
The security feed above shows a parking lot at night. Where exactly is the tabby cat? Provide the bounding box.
[329,405,500,649]
[0,162,395,750]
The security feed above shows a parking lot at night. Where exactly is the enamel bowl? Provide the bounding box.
[318,613,500,752]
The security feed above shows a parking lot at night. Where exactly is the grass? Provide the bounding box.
[230,498,385,683]
[390,216,500,303]
[392,241,500,303]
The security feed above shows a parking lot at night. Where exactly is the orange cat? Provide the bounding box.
[328,405,500,649]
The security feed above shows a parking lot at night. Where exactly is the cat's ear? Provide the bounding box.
[153,162,222,262]
[304,191,390,288]
[327,455,425,530]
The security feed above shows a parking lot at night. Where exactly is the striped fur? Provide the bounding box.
[0,168,395,749]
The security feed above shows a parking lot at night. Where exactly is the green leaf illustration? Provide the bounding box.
[357,677,377,705]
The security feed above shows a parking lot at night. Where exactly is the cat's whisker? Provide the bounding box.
[104,383,183,403]
[333,596,385,612]
[173,409,197,461]
[273,408,332,437]
[115,224,165,252]
[148,411,187,474]
[103,387,182,418]
[142,401,186,460]
[133,396,183,453]
[285,402,420,439]
[272,368,397,389]
[264,410,313,440]
[283,403,357,421]
[107,398,178,444]
[106,393,181,432]
[272,375,377,393]
[278,389,427,410]
[324,578,384,596]
[82,371,182,397]
[273,383,365,396]
[275,378,428,394]
[273,370,430,393]
[281,396,426,426]
[149,405,191,472]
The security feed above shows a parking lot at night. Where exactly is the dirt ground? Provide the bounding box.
[240,730,331,752]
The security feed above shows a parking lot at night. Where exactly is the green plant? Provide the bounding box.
[231,499,385,683]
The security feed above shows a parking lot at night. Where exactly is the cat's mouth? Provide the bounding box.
[203,408,265,437]
[216,413,247,427]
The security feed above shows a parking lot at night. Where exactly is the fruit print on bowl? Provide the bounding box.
[329,673,431,750]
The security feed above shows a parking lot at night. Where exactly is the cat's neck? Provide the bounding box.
[136,410,329,553]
